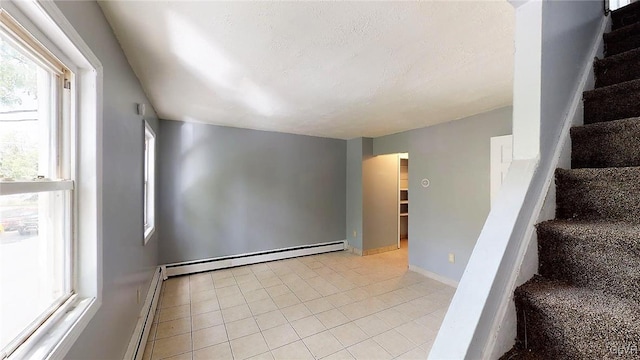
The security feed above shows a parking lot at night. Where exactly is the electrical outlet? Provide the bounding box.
[136,288,141,304]
[448,253,455,263]
[353,230,357,238]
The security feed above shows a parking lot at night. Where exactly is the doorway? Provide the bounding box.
[361,152,409,256]
[398,153,409,249]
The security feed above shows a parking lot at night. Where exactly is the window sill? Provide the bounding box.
[7,296,99,360]
[144,226,155,245]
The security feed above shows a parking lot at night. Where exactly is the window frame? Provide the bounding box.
[143,119,155,244]
[0,1,103,359]
[0,9,75,358]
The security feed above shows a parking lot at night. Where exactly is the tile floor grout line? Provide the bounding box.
[154,243,448,360]
[211,269,232,360]
[259,260,314,360]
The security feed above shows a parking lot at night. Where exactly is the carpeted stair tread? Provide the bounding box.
[612,1,640,31]
[537,220,640,303]
[513,275,640,359]
[605,21,640,57]
[571,117,640,168]
[583,78,640,124]
[595,47,640,87]
[555,167,640,222]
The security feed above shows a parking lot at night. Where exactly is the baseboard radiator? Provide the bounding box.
[162,240,347,278]
[123,267,163,360]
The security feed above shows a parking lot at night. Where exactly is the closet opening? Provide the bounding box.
[398,153,409,250]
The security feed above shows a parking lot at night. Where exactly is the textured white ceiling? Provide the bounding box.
[99,1,514,139]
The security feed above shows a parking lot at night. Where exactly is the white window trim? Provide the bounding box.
[0,180,74,195]
[0,1,103,360]
[143,120,155,245]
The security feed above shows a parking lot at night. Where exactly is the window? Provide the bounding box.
[143,120,155,244]
[0,10,74,357]
[609,0,633,11]
[0,2,102,359]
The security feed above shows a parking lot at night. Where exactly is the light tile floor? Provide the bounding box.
[143,242,454,360]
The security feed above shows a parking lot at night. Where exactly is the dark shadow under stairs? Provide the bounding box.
[501,3,640,359]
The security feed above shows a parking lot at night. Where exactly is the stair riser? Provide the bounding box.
[605,33,640,57]
[584,84,640,124]
[514,298,574,359]
[612,4,640,31]
[570,118,640,168]
[514,294,640,359]
[555,168,640,222]
[595,54,640,88]
[537,227,640,304]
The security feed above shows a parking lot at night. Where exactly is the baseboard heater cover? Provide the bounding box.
[164,240,347,277]
[123,266,163,360]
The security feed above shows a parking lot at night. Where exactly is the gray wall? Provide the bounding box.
[55,1,160,359]
[540,0,603,164]
[363,153,399,251]
[346,138,364,250]
[374,106,512,281]
[157,120,346,264]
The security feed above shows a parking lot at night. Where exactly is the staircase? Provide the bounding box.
[501,4,640,360]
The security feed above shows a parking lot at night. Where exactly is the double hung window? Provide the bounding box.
[0,10,75,358]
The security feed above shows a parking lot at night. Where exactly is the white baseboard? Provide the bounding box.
[123,267,163,360]
[363,244,398,256]
[409,265,459,288]
[164,240,347,277]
